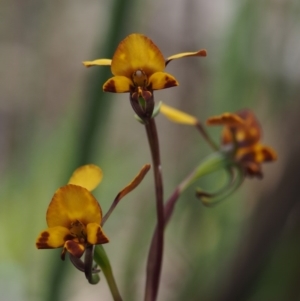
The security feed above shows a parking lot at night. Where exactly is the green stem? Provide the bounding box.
[94,245,123,301]
[144,118,164,301]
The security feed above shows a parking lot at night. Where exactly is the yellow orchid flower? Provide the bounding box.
[207,110,277,178]
[36,165,109,260]
[83,33,207,95]
[84,33,206,119]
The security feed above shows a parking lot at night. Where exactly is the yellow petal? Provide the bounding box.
[148,72,178,90]
[68,164,103,191]
[86,223,109,245]
[46,185,102,228]
[111,34,165,78]
[64,240,85,258]
[165,49,207,66]
[160,103,198,125]
[36,226,71,249]
[83,59,112,67]
[207,113,245,127]
[103,76,133,93]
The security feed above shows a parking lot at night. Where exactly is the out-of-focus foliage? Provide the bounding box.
[1,0,299,300]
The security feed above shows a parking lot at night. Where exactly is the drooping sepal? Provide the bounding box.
[62,240,85,260]
[160,103,198,125]
[102,164,151,225]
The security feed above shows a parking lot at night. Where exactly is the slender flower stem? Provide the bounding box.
[144,117,164,301]
[195,121,219,151]
[146,167,196,269]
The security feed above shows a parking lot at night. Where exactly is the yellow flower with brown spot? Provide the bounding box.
[36,165,109,260]
[207,110,277,178]
[83,33,206,119]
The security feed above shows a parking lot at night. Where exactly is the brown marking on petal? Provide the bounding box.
[199,49,207,57]
[164,76,178,88]
[64,233,74,241]
[65,240,85,258]
[103,80,117,92]
[238,149,256,163]
[96,227,109,244]
[36,231,52,249]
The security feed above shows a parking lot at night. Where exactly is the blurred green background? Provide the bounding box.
[1,0,300,300]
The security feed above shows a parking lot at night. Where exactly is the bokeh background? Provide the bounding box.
[1,0,300,300]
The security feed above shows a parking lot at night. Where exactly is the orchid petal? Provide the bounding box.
[111,34,165,78]
[165,49,207,66]
[36,226,71,249]
[83,59,112,67]
[160,103,198,125]
[64,240,85,258]
[86,223,109,245]
[238,144,277,164]
[148,72,178,90]
[116,164,150,201]
[68,164,103,191]
[103,76,133,93]
[207,113,245,127]
[46,185,102,228]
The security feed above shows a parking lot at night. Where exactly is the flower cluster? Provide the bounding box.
[35,33,278,301]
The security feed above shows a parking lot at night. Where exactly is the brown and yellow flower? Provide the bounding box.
[36,165,109,260]
[83,33,206,96]
[207,110,277,178]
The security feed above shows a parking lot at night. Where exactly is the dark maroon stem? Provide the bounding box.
[147,188,180,270]
[144,118,164,301]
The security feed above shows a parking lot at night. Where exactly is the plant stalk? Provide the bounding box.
[144,118,164,301]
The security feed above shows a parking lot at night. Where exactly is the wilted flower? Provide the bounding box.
[207,110,277,178]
